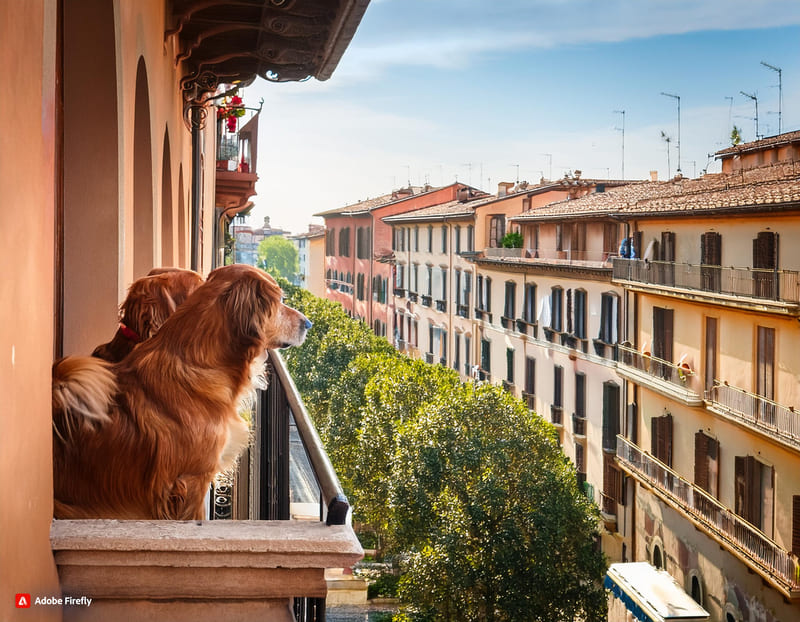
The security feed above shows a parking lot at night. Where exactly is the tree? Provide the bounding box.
[730,125,743,146]
[390,382,607,622]
[257,235,298,281]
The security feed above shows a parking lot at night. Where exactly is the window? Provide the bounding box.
[440,268,448,302]
[504,282,516,320]
[463,271,471,309]
[694,431,719,497]
[427,225,433,252]
[411,263,419,293]
[464,336,471,373]
[575,372,586,419]
[555,223,563,252]
[651,412,673,466]
[523,283,536,323]
[426,265,433,297]
[753,231,778,298]
[575,442,586,482]
[573,289,587,339]
[338,228,351,257]
[454,333,461,371]
[356,227,371,259]
[602,222,618,258]
[524,357,535,396]
[553,365,564,424]
[454,225,461,254]
[599,293,619,343]
[735,455,774,537]
[356,273,365,300]
[700,231,722,291]
[602,382,620,451]
[414,226,419,252]
[489,215,505,248]
[395,264,405,289]
[326,228,336,256]
[653,307,674,378]
[481,338,491,374]
[454,269,461,305]
[506,348,514,384]
[441,226,447,254]
[705,317,718,393]
[571,222,586,256]
[756,326,775,401]
[467,225,474,251]
[550,287,563,331]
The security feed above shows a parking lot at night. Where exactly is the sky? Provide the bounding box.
[243,0,800,235]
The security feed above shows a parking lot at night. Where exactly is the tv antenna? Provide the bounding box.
[613,109,625,179]
[739,91,759,139]
[660,92,681,172]
[540,153,552,181]
[510,164,520,184]
[760,61,782,134]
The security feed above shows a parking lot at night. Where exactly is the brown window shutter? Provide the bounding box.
[694,431,709,492]
[661,231,676,262]
[792,496,800,556]
[734,456,746,519]
[745,455,759,527]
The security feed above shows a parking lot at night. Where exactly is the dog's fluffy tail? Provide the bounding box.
[52,356,116,444]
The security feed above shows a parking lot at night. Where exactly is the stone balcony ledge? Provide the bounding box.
[51,519,364,622]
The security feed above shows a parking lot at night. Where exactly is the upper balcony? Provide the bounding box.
[51,350,362,622]
[216,106,260,218]
[616,435,800,600]
[705,381,800,451]
[483,246,614,271]
[612,258,800,315]
[617,344,703,406]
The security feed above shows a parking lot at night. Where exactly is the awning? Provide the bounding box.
[605,562,709,622]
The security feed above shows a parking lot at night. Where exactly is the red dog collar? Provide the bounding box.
[119,323,141,342]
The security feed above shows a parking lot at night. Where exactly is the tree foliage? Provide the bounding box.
[257,235,299,281]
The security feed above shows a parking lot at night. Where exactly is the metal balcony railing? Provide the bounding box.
[223,350,353,621]
[521,391,535,411]
[394,287,406,298]
[612,258,800,304]
[457,304,470,318]
[616,435,800,595]
[572,414,586,437]
[435,299,447,312]
[408,291,418,303]
[485,247,614,265]
[421,295,432,307]
[618,344,697,389]
[592,338,618,360]
[424,352,435,364]
[705,381,800,448]
[550,405,563,425]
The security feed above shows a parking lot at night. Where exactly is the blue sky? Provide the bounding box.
[246,0,800,234]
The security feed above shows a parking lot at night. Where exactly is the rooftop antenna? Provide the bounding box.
[660,92,681,172]
[404,165,411,188]
[461,163,473,186]
[760,61,782,134]
[740,91,759,139]
[660,131,672,178]
[510,164,520,184]
[540,153,552,181]
[613,109,625,179]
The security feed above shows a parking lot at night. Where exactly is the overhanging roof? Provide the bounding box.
[170,0,371,89]
[605,562,709,622]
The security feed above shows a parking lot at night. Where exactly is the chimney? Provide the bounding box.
[457,186,470,201]
[497,181,514,197]
[649,170,658,182]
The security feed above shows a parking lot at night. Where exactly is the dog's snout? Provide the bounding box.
[304,317,313,330]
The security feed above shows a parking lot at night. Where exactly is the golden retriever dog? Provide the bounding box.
[91,268,204,362]
[52,264,311,520]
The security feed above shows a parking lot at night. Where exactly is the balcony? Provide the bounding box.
[474,308,493,324]
[49,351,362,621]
[502,380,515,394]
[612,258,800,313]
[616,435,800,599]
[521,391,536,411]
[516,318,538,339]
[705,381,800,450]
[617,344,703,406]
[435,299,447,313]
[572,414,587,437]
[216,112,259,219]
[421,294,432,307]
[592,338,618,360]
[457,304,470,318]
[424,352,435,364]
[408,291,418,303]
[394,287,406,298]
[551,404,563,426]
[500,316,514,330]
[484,246,613,269]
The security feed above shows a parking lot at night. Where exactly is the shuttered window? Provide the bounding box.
[602,382,620,451]
[653,307,674,379]
[651,413,673,467]
[700,231,722,291]
[574,290,587,339]
[489,216,505,248]
[756,326,775,400]
[523,284,537,323]
[525,357,535,395]
[599,293,619,343]
[753,231,778,298]
[694,431,719,497]
[506,348,514,384]
[551,287,563,331]
[734,455,774,537]
[603,452,620,514]
[660,231,676,261]
[705,317,718,394]
[575,372,586,419]
[553,365,563,408]
[504,282,516,319]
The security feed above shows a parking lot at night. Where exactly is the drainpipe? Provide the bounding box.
[190,106,203,272]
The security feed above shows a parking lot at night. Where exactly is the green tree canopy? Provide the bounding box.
[257,235,299,281]
[391,382,608,622]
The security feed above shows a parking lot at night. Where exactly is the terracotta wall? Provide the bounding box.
[0,1,62,620]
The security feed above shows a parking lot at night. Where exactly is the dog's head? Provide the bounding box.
[204,264,311,352]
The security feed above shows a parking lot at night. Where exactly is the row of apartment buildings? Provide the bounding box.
[310,130,800,622]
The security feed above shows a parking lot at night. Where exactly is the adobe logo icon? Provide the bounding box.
[15,593,31,608]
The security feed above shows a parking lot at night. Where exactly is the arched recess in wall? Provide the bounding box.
[62,0,119,355]
[161,129,174,266]
[133,57,154,278]
[178,166,186,266]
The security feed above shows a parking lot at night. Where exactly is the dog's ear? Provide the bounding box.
[222,272,280,346]
[121,276,177,340]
